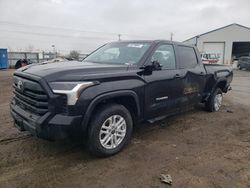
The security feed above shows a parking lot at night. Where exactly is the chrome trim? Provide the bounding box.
[156,96,169,101]
[53,82,94,105]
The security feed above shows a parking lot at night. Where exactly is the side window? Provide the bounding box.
[178,46,198,69]
[151,44,176,69]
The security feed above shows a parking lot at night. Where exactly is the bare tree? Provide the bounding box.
[8,46,13,52]
[68,50,80,60]
[26,45,34,52]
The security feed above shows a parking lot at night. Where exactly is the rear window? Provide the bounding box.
[178,46,198,69]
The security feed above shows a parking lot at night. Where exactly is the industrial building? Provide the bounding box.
[183,23,250,64]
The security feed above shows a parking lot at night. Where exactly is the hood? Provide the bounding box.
[17,61,135,82]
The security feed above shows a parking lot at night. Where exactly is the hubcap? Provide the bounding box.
[99,115,126,149]
[214,93,223,111]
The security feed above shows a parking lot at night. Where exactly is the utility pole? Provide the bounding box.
[118,34,122,41]
[170,32,174,41]
[51,44,56,58]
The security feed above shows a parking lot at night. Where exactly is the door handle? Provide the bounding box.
[200,72,205,75]
[175,74,181,78]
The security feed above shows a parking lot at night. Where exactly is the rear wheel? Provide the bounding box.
[205,88,223,112]
[88,103,133,157]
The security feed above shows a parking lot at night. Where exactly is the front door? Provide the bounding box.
[144,43,183,119]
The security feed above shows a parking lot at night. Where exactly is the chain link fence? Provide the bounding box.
[8,52,56,68]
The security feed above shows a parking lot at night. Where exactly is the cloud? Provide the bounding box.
[0,0,249,53]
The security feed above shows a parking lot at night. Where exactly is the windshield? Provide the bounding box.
[83,42,151,65]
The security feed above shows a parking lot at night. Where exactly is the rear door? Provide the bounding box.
[176,45,206,108]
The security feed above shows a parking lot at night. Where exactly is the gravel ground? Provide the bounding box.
[0,69,250,188]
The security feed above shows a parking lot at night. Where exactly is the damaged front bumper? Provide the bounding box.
[10,101,82,141]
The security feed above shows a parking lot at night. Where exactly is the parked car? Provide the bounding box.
[10,40,233,157]
[238,56,250,70]
[201,53,219,64]
[41,57,68,64]
[15,59,33,69]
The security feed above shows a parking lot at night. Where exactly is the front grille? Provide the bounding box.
[13,76,49,115]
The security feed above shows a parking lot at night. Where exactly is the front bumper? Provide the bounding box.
[10,102,82,141]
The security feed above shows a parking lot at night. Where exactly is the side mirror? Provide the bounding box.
[152,61,162,70]
[140,61,162,75]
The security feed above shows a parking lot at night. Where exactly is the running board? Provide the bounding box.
[147,115,168,123]
[147,106,195,124]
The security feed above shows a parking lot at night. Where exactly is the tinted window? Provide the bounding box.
[151,44,176,69]
[178,46,198,69]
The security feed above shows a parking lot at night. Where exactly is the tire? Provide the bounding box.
[88,103,133,157]
[238,65,242,70]
[205,88,223,112]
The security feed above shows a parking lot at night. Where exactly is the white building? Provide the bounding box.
[183,23,250,64]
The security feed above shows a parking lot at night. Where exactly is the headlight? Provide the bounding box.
[49,81,95,105]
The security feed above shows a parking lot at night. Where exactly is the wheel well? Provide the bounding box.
[217,81,227,92]
[91,96,139,125]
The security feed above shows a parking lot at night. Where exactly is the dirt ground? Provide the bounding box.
[0,69,250,188]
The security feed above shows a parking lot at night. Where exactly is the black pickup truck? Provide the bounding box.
[10,40,233,156]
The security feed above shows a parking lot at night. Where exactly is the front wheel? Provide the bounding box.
[205,88,223,112]
[88,104,133,157]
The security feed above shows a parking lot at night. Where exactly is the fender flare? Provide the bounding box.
[213,78,228,93]
[204,78,228,101]
[213,70,232,93]
[81,90,141,131]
